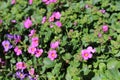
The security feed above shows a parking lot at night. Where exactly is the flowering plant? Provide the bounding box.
[0,0,120,80]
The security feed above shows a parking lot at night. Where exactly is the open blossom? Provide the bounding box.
[29,0,33,5]
[14,46,22,56]
[54,12,61,19]
[41,16,46,24]
[55,21,62,27]
[28,46,36,55]
[50,41,60,49]
[29,29,36,37]
[81,46,95,60]
[102,25,108,32]
[11,0,16,5]
[16,71,26,79]
[31,37,39,47]
[81,49,92,60]
[2,40,12,52]
[16,62,27,70]
[48,50,57,61]
[29,68,35,75]
[35,49,43,57]
[24,17,32,29]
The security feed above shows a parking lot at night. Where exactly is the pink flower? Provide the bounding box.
[100,9,106,14]
[29,68,34,75]
[16,62,27,70]
[45,1,51,5]
[48,50,57,61]
[102,25,108,32]
[49,15,55,22]
[29,0,33,5]
[24,17,32,29]
[55,21,62,27]
[31,37,39,47]
[54,12,61,19]
[29,29,36,37]
[41,16,46,24]
[87,46,96,53]
[14,46,22,56]
[28,46,36,55]
[81,49,92,60]
[50,41,60,49]
[11,0,16,5]
[35,49,43,57]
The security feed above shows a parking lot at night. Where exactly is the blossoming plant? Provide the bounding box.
[0,0,120,80]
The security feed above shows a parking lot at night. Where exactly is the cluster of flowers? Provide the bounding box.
[81,46,96,60]
[42,0,57,5]
[23,17,44,57]
[2,34,21,52]
[42,11,62,28]
[15,62,38,80]
[28,36,43,58]
[48,41,60,60]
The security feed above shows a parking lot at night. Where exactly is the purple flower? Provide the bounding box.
[6,34,14,40]
[14,34,21,43]
[2,40,12,52]
[16,71,25,79]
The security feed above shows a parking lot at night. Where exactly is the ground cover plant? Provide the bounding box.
[0,0,120,80]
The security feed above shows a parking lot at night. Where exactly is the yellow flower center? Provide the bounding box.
[84,53,88,57]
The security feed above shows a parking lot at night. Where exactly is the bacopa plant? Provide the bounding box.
[0,0,120,80]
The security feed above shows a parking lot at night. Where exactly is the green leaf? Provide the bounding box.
[43,58,55,68]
